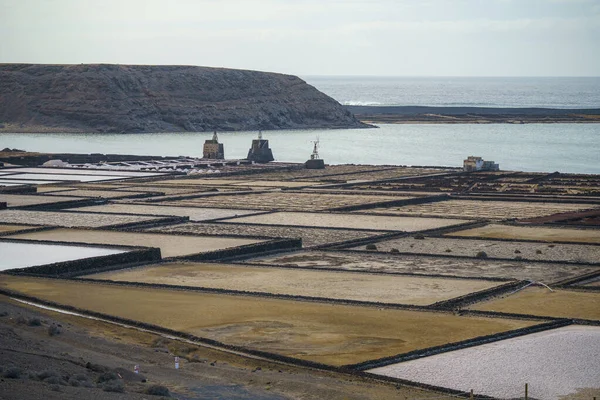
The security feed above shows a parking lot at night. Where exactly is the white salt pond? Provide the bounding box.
[0,241,126,271]
[368,325,600,400]
[0,167,164,178]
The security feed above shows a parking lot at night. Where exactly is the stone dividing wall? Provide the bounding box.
[328,194,450,212]
[107,216,189,230]
[0,153,183,167]
[0,287,496,399]
[430,280,529,310]
[0,186,37,194]
[453,194,600,205]
[4,247,161,276]
[177,238,302,262]
[0,226,57,237]
[553,269,600,287]
[14,198,109,211]
[140,189,273,203]
[344,319,572,371]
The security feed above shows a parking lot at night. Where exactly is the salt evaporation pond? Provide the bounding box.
[0,242,126,271]
[368,325,600,400]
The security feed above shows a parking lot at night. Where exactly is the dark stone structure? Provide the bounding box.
[246,131,274,163]
[203,132,225,159]
[305,159,325,169]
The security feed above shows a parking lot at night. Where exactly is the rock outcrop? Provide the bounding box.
[0,64,368,133]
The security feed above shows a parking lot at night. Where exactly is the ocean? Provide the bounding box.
[303,76,600,109]
[1,77,599,174]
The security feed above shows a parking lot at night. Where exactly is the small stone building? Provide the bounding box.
[247,131,274,163]
[203,132,225,159]
[463,156,499,172]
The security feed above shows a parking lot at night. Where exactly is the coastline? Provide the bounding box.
[346,106,600,124]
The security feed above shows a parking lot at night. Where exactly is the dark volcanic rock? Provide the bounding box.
[0,64,368,133]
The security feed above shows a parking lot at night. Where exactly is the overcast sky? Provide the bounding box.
[1,0,599,76]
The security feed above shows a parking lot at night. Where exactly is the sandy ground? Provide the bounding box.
[362,200,599,220]
[354,236,600,263]
[222,165,394,182]
[153,179,324,188]
[0,210,163,228]
[31,185,78,193]
[0,276,535,366]
[0,298,453,400]
[70,204,262,222]
[148,222,385,247]
[0,194,86,207]
[312,168,449,183]
[164,192,411,212]
[368,325,600,400]
[8,229,261,258]
[112,185,208,195]
[249,251,600,283]
[449,224,600,244]
[0,241,125,271]
[226,212,471,231]
[0,224,39,234]
[245,166,449,183]
[470,287,600,320]
[86,262,502,306]
[231,181,328,188]
[45,189,150,199]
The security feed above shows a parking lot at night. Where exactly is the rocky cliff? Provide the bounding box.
[0,64,368,133]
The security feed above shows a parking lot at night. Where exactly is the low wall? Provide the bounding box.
[328,194,450,212]
[430,280,529,310]
[4,247,161,277]
[178,238,302,262]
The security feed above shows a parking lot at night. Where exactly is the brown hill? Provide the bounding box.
[0,64,368,133]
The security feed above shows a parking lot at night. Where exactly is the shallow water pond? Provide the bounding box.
[0,241,125,270]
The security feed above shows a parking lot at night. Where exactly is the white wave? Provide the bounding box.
[343,100,382,106]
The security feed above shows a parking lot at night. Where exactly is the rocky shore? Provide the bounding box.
[346,105,600,124]
[0,64,368,133]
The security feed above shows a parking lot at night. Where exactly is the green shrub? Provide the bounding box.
[48,324,60,336]
[365,244,377,250]
[3,367,22,379]
[102,379,124,393]
[145,385,171,397]
[475,251,488,259]
[36,370,59,381]
[97,371,119,383]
